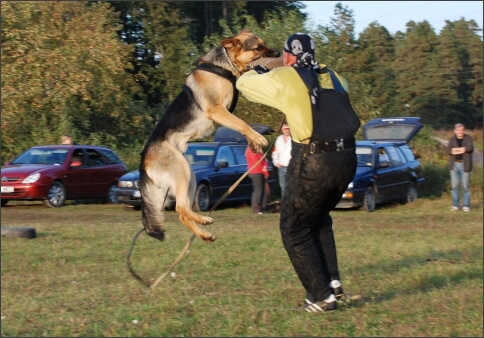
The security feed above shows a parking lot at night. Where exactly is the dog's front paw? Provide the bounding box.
[200,233,216,243]
[248,133,268,153]
[249,143,263,154]
[200,215,214,225]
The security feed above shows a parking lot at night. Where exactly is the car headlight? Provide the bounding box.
[118,181,134,188]
[347,182,353,189]
[22,173,40,183]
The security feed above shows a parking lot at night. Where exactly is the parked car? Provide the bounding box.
[335,117,425,212]
[1,145,128,207]
[117,125,278,211]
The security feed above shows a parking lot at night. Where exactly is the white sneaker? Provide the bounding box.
[463,207,470,212]
[451,206,459,211]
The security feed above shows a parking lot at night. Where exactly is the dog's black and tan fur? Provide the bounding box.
[139,30,279,243]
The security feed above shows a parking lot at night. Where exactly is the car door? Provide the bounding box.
[385,145,408,200]
[62,148,91,199]
[373,147,395,203]
[209,145,242,200]
[84,148,111,197]
[231,145,253,198]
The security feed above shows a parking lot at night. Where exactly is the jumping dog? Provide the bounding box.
[139,30,280,243]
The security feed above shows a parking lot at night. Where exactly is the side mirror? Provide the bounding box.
[216,161,228,168]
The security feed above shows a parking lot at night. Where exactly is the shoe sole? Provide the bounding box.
[304,301,337,312]
[332,286,344,299]
[336,293,365,307]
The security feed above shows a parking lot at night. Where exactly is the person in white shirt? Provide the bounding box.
[272,123,292,200]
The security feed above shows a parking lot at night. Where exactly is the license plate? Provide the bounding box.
[1,186,14,193]
[133,191,141,198]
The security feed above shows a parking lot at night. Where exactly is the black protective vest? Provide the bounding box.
[296,67,360,142]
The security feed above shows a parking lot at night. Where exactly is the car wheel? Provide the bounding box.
[43,182,66,208]
[363,186,376,212]
[193,183,211,212]
[1,200,8,207]
[406,182,418,203]
[105,184,118,204]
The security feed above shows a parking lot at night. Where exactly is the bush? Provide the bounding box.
[420,163,449,198]
[113,142,144,172]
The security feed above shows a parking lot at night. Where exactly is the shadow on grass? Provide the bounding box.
[360,245,483,303]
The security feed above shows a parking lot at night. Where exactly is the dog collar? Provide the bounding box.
[222,47,239,75]
[194,63,239,113]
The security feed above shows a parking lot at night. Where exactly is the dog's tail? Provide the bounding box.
[139,168,167,242]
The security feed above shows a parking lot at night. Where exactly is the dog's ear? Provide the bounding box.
[221,37,242,51]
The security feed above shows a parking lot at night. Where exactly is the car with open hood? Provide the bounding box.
[1,145,128,207]
[335,117,425,212]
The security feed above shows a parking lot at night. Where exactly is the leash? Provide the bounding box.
[132,119,286,290]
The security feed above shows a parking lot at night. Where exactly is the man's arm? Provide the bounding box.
[451,147,466,155]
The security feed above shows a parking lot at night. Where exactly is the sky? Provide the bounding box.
[300,1,483,35]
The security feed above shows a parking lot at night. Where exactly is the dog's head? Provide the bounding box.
[221,29,280,74]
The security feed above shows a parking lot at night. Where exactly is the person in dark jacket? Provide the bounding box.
[448,123,473,211]
[237,32,360,312]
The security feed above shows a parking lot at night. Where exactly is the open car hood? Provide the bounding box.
[213,124,274,142]
[362,117,423,143]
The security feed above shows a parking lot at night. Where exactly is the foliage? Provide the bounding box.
[1,2,149,162]
[1,1,482,165]
[420,163,450,198]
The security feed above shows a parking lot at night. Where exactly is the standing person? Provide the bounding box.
[272,123,292,200]
[448,123,473,211]
[61,134,74,145]
[237,32,360,312]
[245,146,270,214]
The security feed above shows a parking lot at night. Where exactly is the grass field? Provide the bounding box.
[1,195,482,337]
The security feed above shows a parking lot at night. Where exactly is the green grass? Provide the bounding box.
[1,196,483,337]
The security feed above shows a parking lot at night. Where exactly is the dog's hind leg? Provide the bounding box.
[171,157,216,242]
[179,214,216,242]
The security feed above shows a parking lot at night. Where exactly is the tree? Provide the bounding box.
[439,19,483,128]
[127,2,198,117]
[391,21,444,124]
[350,23,397,122]
[1,2,148,162]
[176,1,306,45]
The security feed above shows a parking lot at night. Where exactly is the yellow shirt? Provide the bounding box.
[236,65,348,144]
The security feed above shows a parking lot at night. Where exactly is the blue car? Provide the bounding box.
[335,117,425,212]
[117,125,277,211]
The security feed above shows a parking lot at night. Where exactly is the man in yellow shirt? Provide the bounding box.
[237,32,360,312]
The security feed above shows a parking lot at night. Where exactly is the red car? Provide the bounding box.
[1,145,128,207]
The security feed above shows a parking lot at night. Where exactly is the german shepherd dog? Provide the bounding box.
[139,30,279,243]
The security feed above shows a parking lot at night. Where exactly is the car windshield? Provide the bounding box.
[11,148,69,165]
[185,145,216,165]
[356,147,373,167]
